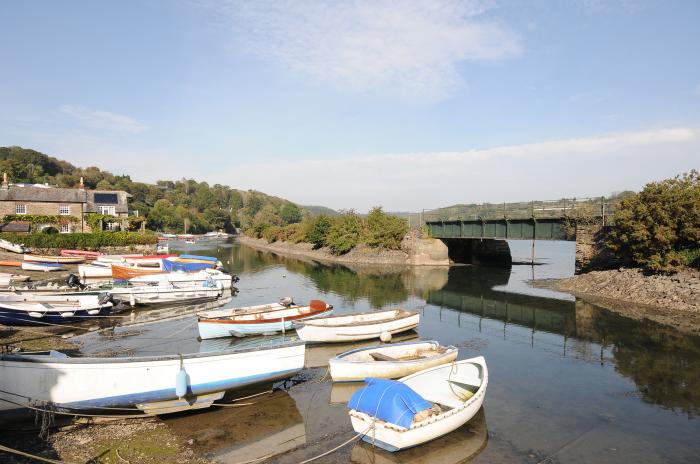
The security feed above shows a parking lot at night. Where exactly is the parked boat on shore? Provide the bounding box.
[23,254,85,264]
[329,341,458,382]
[0,341,306,417]
[0,293,113,325]
[130,268,235,289]
[60,250,101,258]
[198,299,333,339]
[348,356,488,452]
[21,262,64,272]
[0,239,28,254]
[295,309,420,343]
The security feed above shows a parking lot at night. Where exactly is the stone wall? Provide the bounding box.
[406,237,450,266]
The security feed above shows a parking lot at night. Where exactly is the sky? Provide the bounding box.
[1,0,698,212]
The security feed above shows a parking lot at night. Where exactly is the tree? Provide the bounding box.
[280,203,302,224]
[607,170,700,273]
[306,215,332,248]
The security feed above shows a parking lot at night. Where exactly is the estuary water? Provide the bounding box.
[78,240,700,463]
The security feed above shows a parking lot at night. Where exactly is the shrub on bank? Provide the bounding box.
[606,170,700,273]
[245,207,408,255]
[0,231,157,250]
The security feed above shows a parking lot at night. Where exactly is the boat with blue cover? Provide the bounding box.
[348,357,488,452]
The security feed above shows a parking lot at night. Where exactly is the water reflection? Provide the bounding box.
[165,390,305,463]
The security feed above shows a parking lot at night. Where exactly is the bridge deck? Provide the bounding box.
[427,217,570,241]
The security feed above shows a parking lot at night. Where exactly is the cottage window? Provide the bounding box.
[15,204,26,215]
[59,205,71,215]
[106,221,120,231]
[60,223,71,233]
[99,205,116,215]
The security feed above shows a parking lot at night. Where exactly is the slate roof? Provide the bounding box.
[0,221,31,233]
[0,186,87,203]
[0,186,130,213]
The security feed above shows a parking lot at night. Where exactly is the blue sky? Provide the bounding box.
[1,0,698,211]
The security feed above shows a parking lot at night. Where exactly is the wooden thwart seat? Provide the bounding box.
[369,352,399,362]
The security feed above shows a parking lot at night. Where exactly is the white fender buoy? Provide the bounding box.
[176,355,188,399]
[380,331,392,343]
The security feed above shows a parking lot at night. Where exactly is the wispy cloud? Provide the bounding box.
[60,105,146,134]
[220,127,699,210]
[211,0,521,102]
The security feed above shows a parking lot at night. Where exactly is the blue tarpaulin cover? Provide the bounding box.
[162,260,214,272]
[347,378,432,429]
[178,255,218,262]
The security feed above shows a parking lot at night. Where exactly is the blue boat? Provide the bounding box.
[0,293,113,325]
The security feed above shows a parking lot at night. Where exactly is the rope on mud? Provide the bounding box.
[299,422,375,464]
[0,396,149,419]
[0,443,75,464]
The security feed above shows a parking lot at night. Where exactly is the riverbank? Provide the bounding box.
[536,268,700,333]
[237,234,449,266]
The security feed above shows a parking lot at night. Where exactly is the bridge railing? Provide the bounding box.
[420,197,620,224]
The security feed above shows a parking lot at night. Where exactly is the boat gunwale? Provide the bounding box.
[331,340,457,364]
[299,309,418,328]
[0,340,306,364]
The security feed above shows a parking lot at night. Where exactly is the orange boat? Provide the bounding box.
[0,260,22,267]
[111,264,165,280]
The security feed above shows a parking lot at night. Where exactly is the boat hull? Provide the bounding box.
[0,342,306,415]
[0,304,112,325]
[21,262,64,272]
[349,357,488,452]
[110,285,222,305]
[329,341,458,382]
[296,312,420,343]
[23,254,85,264]
[198,308,334,339]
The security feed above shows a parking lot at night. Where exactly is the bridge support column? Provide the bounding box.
[441,238,512,267]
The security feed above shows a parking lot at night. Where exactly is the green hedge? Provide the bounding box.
[0,232,157,250]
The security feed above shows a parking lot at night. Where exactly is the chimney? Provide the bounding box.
[79,177,85,190]
[1,172,8,190]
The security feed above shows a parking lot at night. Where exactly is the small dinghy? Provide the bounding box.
[329,341,458,382]
[21,261,64,272]
[0,238,28,254]
[295,309,420,343]
[23,254,86,264]
[130,268,235,290]
[0,341,305,418]
[197,299,334,339]
[348,357,488,452]
[78,262,113,278]
[61,249,101,258]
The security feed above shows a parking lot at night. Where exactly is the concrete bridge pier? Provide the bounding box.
[441,238,512,266]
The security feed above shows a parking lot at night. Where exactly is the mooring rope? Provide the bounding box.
[0,443,75,464]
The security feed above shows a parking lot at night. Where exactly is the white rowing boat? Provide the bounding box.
[294,309,420,343]
[78,262,113,278]
[130,268,234,289]
[108,280,223,306]
[329,341,458,382]
[197,300,333,339]
[21,262,64,272]
[348,356,488,452]
[0,239,28,254]
[0,341,305,418]
[23,254,85,264]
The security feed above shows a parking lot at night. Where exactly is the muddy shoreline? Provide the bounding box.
[237,235,413,266]
[534,268,700,334]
